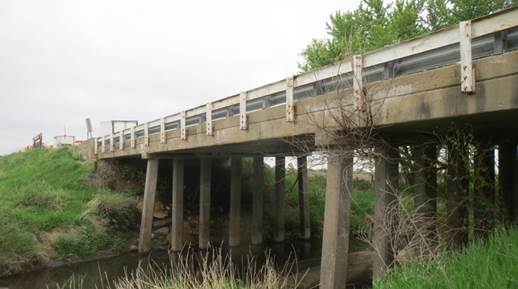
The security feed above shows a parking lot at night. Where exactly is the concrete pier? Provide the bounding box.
[171,159,185,251]
[229,157,242,246]
[414,145,437,214]
[138,159,159,253]
[474,142,495,237]
[446,141,469,248]
[274,156,286,242]
[499,143,515,222]
[199,158,211,249]
[414,144,437,239]
[298,156,311,240]
[372,145,399,280]
[320,151,353,289]
[513,144,518,222]
[251,156,264,245]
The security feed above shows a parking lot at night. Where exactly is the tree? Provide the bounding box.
[299,0,517,72]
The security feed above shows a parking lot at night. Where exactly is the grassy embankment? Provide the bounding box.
[0,148,137,276]
[0,149,374,277]
[376,229,518,289]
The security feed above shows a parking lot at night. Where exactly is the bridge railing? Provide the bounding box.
[94,6,518,155]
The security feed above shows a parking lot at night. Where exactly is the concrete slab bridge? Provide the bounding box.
[81,7,518,289]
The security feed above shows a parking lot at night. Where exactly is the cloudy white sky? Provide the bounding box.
[0,0,362,155]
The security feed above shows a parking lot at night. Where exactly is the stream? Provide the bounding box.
[0,239,323,289]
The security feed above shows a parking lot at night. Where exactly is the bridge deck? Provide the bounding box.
[88,7,518,160]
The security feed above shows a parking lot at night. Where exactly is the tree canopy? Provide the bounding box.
[299,0,518,72]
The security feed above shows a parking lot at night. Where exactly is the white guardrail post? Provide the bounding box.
[206,102,213,136]
[94,138,98,154]
[144,122,149,146]
[160,117,166,144]
[353,54,364,111]
[181,111,187,140]
[240,91,248,130]
[110,133,114,152]
[130,127,136,149]
[101,136,106,153]
[286,76,295,122]
[119,131,124,150]
[460,20,475,93]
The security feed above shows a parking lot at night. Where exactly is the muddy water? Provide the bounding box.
[0,239,323,289]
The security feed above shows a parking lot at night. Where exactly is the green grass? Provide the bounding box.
[54,225,124,257]
[376,229,518,289]
[0,148,135,275]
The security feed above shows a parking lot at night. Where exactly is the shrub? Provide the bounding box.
[84,194,139,232]
[16,181,64,210]
[54,226,123,257]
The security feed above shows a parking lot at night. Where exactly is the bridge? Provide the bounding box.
[82,7,518,289]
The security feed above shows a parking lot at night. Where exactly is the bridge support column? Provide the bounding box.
[513,144,518,223]
[171,159,185,251]
[229,157,242,246]
[320,151,353,289]
[138,158,159,253]
[373,145,399,280]
[274,156,286,242]
[298,156,311,240]
[199,158,211,249]
[446,141,469,248]
[414,145,437,238]
[499,142,516,223]
[251,156,264,245]
[474,141,495,237]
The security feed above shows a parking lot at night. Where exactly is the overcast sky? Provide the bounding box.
[0,0,361,155]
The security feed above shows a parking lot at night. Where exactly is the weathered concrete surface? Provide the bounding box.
[513,143,518,222]
[138,159,159,253]
[320,152,353,289]
[251,156,264,245]
[499,142,515,222]
[297,156,311,240]
[171,159,185,251]
[274,156,286,242]
[199,158,211,249]
[95,50,518,160]
[372,145,399,280]
[78,139,96,161]
[446,140,469,248]
[474,141,495,237]
[229,157,242,246]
